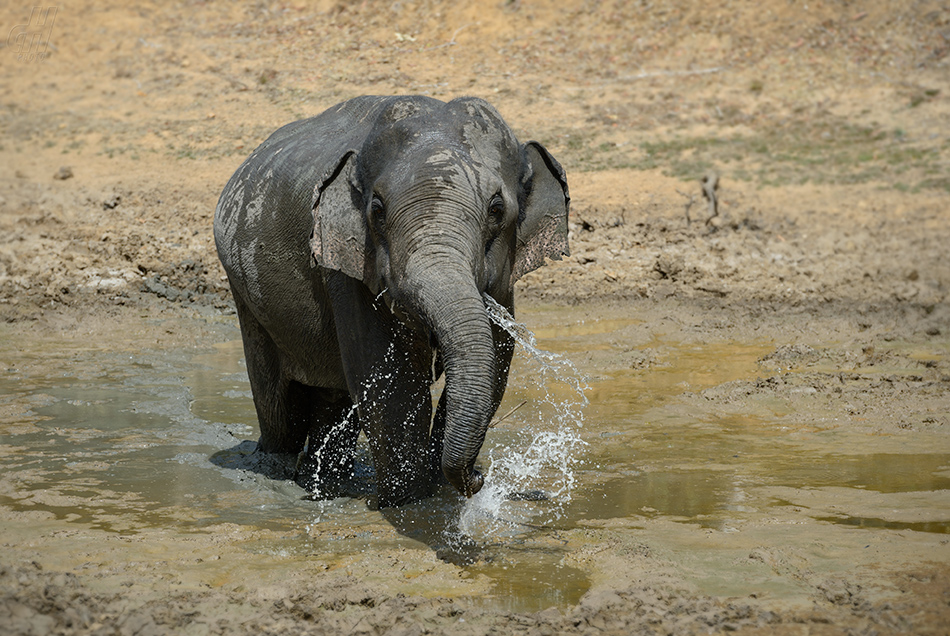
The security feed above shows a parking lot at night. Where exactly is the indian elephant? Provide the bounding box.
[213,95,569,508]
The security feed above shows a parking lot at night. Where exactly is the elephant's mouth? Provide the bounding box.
[383,292,433,341]
[373,285,404,323]
[380,283,476,355]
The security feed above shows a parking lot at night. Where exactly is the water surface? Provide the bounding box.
[1,311,948,611]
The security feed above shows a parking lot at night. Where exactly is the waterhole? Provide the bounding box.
[1,311,948,612]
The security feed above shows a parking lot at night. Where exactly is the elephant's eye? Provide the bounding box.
[487,193,506,226]
[370,195,386,225]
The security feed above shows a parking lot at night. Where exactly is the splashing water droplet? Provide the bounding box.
[303,404,358,499]
[457,296,589,538]
[304,341,420,498]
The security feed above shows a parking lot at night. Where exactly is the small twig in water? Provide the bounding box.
[489,400,527,428]
[488,515,568,543]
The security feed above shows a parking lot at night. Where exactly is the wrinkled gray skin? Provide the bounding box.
[214,96,569,507]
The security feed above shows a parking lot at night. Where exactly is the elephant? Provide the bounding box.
[213,95,569,508]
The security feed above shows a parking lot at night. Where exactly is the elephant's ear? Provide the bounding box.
[310,151,371,283]
[513,141,571,281]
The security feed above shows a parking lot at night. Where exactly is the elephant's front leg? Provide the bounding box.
[325,272,435,507]
[359,358,434,507]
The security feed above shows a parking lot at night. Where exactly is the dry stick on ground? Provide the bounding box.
[679,171,720,226]
[420,23,476,51]
[677,189,697,225]
[618,67,724,81]
[489,400,528,428]
[701,170,720,225]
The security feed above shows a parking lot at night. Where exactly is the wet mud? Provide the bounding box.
[2,301,949,635]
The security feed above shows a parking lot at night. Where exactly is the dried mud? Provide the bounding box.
[1,0,949,634]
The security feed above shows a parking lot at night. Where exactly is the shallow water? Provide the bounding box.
[1,313,948,612]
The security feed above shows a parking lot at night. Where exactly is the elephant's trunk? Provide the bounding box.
[408,265,495,498]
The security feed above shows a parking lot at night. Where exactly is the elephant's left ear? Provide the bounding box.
[513,141,571,281]
[310,151,372,284]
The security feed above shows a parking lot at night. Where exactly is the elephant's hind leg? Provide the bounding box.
[233,289,308,454]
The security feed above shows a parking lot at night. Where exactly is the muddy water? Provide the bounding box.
[1,312,948,613]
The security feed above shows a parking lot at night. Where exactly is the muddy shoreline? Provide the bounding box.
[2,0,949,634]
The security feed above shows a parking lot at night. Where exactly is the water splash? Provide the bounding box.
[298,299,588,539]
[457,296,589,538]
[301,340,420,498]
[300,404,358,499]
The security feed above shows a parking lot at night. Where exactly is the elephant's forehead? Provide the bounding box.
[387,99,422,122]
[416,123,514,170]
[421,147,494,192]
[463,121,508,171]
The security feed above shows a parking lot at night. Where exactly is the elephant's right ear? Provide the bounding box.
[310,151,371,283]
[513,142,571,281]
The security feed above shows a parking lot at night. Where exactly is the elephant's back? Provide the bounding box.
[213,97,396,295]
[215,98,379,262]
[211,97,397,384]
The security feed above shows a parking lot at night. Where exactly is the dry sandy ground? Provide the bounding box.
[1,0,949,634]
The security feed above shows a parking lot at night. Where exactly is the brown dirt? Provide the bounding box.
[1,0,949,634]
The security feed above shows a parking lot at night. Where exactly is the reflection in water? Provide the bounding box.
[775,453,950,493]
[566,451,950,534]
[815,515,950,534]
[570,471,729,526]
[466,551,590,614]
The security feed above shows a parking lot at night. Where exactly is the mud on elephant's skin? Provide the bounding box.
[213,95,570,508]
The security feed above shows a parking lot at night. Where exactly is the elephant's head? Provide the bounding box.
[310,97,569,497]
